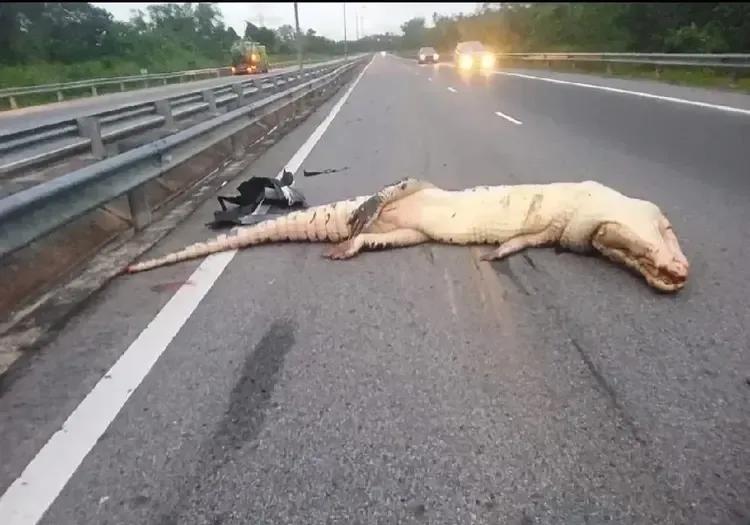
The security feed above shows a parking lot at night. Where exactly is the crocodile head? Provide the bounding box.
[591,206,689,293]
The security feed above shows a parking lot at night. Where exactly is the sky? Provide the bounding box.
[92,2,479,41]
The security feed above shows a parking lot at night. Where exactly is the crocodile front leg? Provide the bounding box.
[479,230,558,261]
[324,229,430,260]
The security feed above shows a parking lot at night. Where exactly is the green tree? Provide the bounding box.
[401,17,427,49]
[275,24,296,54]
[245,22,276,49]
[399,3,750,54]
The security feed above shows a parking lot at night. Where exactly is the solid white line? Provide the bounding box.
[494,110,523,125]
[0,251,235,525]
[0,55,375,525]
[447,87,457,93]
[495,70,750,117]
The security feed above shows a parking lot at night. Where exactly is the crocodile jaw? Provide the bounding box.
[591,221,689,293]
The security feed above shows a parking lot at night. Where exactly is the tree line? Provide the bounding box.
[0,2,372,86]
[402,3,750,53]
[0,3,238,70]
[0,2,381,71]
[1,2,747,86]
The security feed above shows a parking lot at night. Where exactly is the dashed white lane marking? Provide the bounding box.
[494,70,750,117]
[447,87,457,93]
[0,55,375,525]
[494,110,523,125]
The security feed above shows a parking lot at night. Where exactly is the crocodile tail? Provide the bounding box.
[125,198,363,274]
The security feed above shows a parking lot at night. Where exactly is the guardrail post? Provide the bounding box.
[127,184,152,230]
[9,96,18,109]
[231,84,244,109]
[76,116,105,159]
[231,135,244,160]
[729,69,739,87]
[154,100,176,129]
[120,82,126,92]
[655,65,662,79]
[231,127,247,160]
[90,86,98,96]
[57,91,64,101]
[202,89,218,114]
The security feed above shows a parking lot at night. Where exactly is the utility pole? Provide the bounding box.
[343,3,348,58]
[360,5,365,39]
[294,2,302,71]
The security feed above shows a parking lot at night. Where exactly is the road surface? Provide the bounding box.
[1,53,749,524]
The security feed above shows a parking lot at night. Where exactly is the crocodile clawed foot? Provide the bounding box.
[479,248,506,261]
[323,240,357,260]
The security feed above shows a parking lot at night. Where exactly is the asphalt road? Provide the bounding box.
[0,58,346,135]
[1,53,749,524]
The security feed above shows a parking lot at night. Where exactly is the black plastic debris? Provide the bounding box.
[207,169,308,229]
[303,166,349,177]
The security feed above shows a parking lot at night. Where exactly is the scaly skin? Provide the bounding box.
[124,196,368,273]
[125,178,689,292]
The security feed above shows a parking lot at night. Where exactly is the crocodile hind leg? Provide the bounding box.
[347,178,437,237]
[479,230,558,261]
[324,228,430,260]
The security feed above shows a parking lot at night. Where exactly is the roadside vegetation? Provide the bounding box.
[0,3,346,89]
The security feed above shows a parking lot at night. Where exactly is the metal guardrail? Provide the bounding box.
[495,52,750,80]
[0,59,304,109]
[0,56,368,258]
[0,58,352,177]
[403,48,750,74]
[496,52,750,68]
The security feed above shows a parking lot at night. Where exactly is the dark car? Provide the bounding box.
[417,47,439,64]
[454,41,496,71]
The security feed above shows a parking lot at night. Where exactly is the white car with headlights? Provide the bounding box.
[454,41,496,71]
[417,46,439,64]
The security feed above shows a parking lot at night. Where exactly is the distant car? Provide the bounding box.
[454,41,496,71]
[417,47,439,64]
